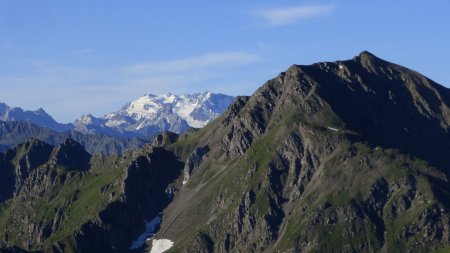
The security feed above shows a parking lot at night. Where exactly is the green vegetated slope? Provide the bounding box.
[1,51,450,253]
[0,137,183,252]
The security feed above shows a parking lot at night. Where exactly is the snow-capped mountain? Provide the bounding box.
[73,91,234,138]
[0,102,72,132]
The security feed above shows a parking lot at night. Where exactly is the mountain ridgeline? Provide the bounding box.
[1,51,450,253]
[0,103,72,132]
[0,92,234,140]
[0,121,147,156]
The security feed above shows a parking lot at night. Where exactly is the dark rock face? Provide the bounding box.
[0,139,53,202]
[50,139,91,171]
[0,155,14,202]
[302,51,450,172]
[183,146,209,184]
[151,131,180,147]
[74,147,183,252]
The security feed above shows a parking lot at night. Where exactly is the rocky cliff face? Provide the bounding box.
[0,139,53,202]
[2,52,450,253]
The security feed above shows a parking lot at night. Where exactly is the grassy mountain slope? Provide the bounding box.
[154,52,450,253]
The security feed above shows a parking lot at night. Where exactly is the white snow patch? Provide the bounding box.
[105,119,127,127]
[173,98,211,128]
[126,96,162,115]
[182,179,188,185]
[327,127,339,131]
[174,100,197,119]
[136,121,150,130]
[159,93,176,104]
[183,116,207,128]
[149,239,174,253]
[129,216,161,250]
[339,64,343,70]
[79,115,94,124]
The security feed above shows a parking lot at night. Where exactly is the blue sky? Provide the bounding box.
[0,1,449,122]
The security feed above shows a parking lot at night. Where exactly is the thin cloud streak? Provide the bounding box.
[70,48,94,56]
[124,52,259,74]
[255,4,335,27]
[0,51,260,122]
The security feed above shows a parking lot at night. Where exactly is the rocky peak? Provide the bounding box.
[325,53,450,169]
[150,52,450,253]
[206,52,450,169]
[0,102,72,132]
[10,138,53,178]
[0,139,54,202]
[50,138,91,171]
[354,50,379,62]
[16,138,52,152]
[14,138,54,171]
[151,131,179,147]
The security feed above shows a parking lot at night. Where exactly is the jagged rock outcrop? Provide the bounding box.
[0,139,53,202]
[49,139,92,171]
[151,131,180,147]
[183,146,209,184]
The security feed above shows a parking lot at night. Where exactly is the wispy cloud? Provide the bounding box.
[255,4,335,27]
[70,48,94,56]
[124,52,259,74]
[0,51,260,122]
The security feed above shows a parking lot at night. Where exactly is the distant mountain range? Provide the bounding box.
[0,120,146,156]
[0,102,72,132]
[0,91,234,139]
[73,91,234,138]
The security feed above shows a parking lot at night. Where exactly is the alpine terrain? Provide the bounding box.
[73,92,234,138]
[1,51,450,253]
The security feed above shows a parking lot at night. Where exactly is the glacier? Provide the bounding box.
[73,91,234,138]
